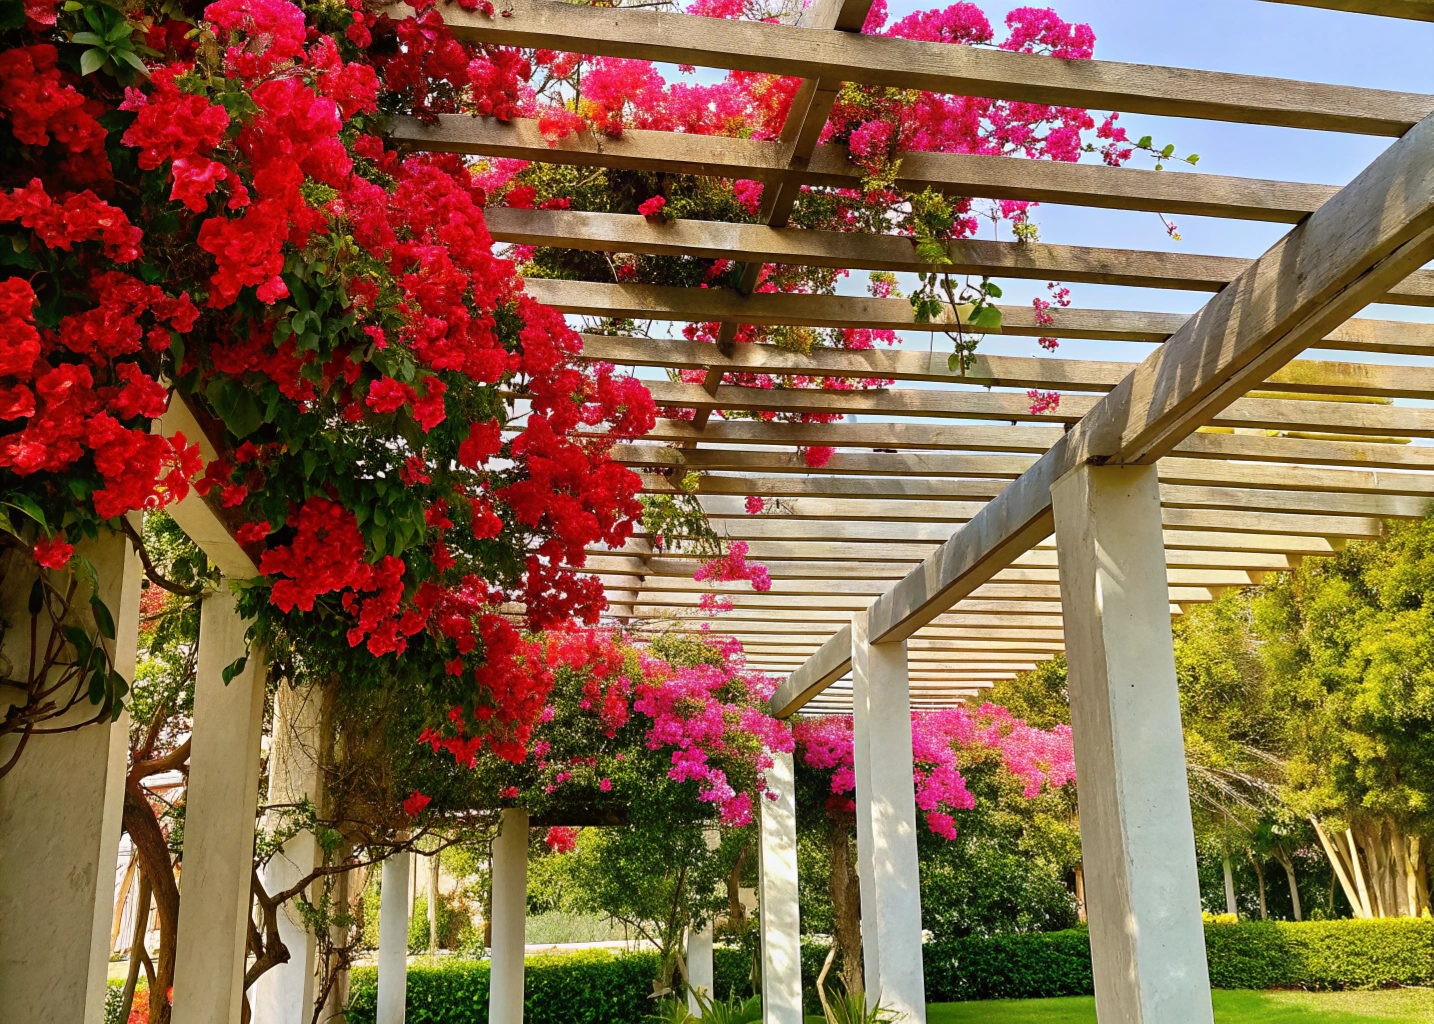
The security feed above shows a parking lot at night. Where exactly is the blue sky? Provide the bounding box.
[869,0,1434,367]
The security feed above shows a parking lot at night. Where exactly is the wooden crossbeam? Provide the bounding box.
[394,114,1338,224]
[429,0,1434,135]
[1260,0,1434,20]
[529,278,1434,355]
[631,379,1434,437]
[613,445,1434,494]
[490,208,1434,306]
[583,334,1434,399]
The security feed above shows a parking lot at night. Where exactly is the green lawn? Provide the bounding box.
[920,989,1434,1024]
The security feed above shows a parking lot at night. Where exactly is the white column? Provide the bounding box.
[0,528,141,1024]
[759,750,802,1024]
[851,612,926,1022]
[1051,463,1214,1024]
[253,684,326,1024]
[378,851,413,1024]
[686,828,720,1014]
[172,584,268,1024]
[489,808,529,1024]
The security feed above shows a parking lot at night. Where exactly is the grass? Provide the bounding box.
[920,989,1434,1024]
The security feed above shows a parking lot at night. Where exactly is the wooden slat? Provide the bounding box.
[429,0,1434,135]
[583,334,1434,398]
[634,379,1434,438]
[531,279,1434,355]
[491,208,1434,305]
[770,624,851,717]
[866,108,1434,645]
[1260,0,1434,20]
[394,114,1337,224]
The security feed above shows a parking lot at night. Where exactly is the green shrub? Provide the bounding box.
[925,919,1434,1001]
[924,930,1094,1002]
[347,919,1434,1022]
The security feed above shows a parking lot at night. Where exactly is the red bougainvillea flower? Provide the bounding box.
[32,532,73,569]
[544,826,578,853]
[402,789,432,817]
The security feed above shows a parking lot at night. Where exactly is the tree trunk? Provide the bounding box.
[1310,816,1367,918]
[1412,836,1430,918]
[827,816,863,997]
[119,870,152,1024]
[428,851,440,955]
[123,780,179,1024]
[1248,855,1267,920]
[1074,863,1087,923]
[1345,827,1375,919]
[1273,845,1302,922]
[1222,851,1238,918]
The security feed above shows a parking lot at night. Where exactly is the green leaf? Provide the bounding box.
[90,595,116,640]
[28,580,43,616]
[5,494,47,529]
[82,5,103,31]
[221,655,248,686]
[968,305,1004,330]
[984,282,1003,298]
[79,47,107,76]
[1136,135,1153,149]
[302,449,319,480]
[1161,143,1176,158]
[71,30,106,45]
[169,332,185,372]
[117,49,149,75]
[106,18,134,41]
[1187,154,1200,165]
[0,506,16,540]
[88,669,107,706]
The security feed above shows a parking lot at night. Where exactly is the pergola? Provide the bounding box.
[392,0,1434,1021]
[0,2,1431,1024]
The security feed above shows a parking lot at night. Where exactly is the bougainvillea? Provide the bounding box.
[794,703,1075,839]
[413,629,793,826]
[0,0,656,763]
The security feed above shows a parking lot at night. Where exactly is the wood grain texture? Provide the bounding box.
[530,278,1434,353]
[392,114,1337,223]
[491,207,1434,305]
[425,0,1434,134]
[1259,0,1434,20]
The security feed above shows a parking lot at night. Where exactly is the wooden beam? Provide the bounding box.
[866,107,1434,645]
[393,114,1337,224]
[491,208,1434,305]
[629,379,1434,437]
[583,334,1434,399]
[1259,0,1434,20]
[430,1,1434,135]
[530,278,1434,355]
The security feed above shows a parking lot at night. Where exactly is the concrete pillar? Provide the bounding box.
[489,808,529,1024]
[686,828,720,1013]
[759,750,802,1024]
[378,851,412,1024]
[1051,463,1214,1024]
[0,528,141,1024]
[253,684,326,1024]
[851,612,926,1022]
[172,584,268,1024]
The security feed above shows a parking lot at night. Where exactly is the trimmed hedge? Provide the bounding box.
[346,919,1434,1022]
[348,948,756,1024]
[924,919,1434,1002]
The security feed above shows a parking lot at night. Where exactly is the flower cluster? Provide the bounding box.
[425,630,793,826]
[793,703,1075,839]
[0,0,657,757]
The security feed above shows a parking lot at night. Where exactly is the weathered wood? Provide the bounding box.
[491,208,1434,305]
[1260,0,1434,20]
[393,114,1337,223]
[428,1,1434,135]
[530,278,1434,355]
[583,334,1434,399]
[865,108,1434,645]
[628,379,1434,437]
